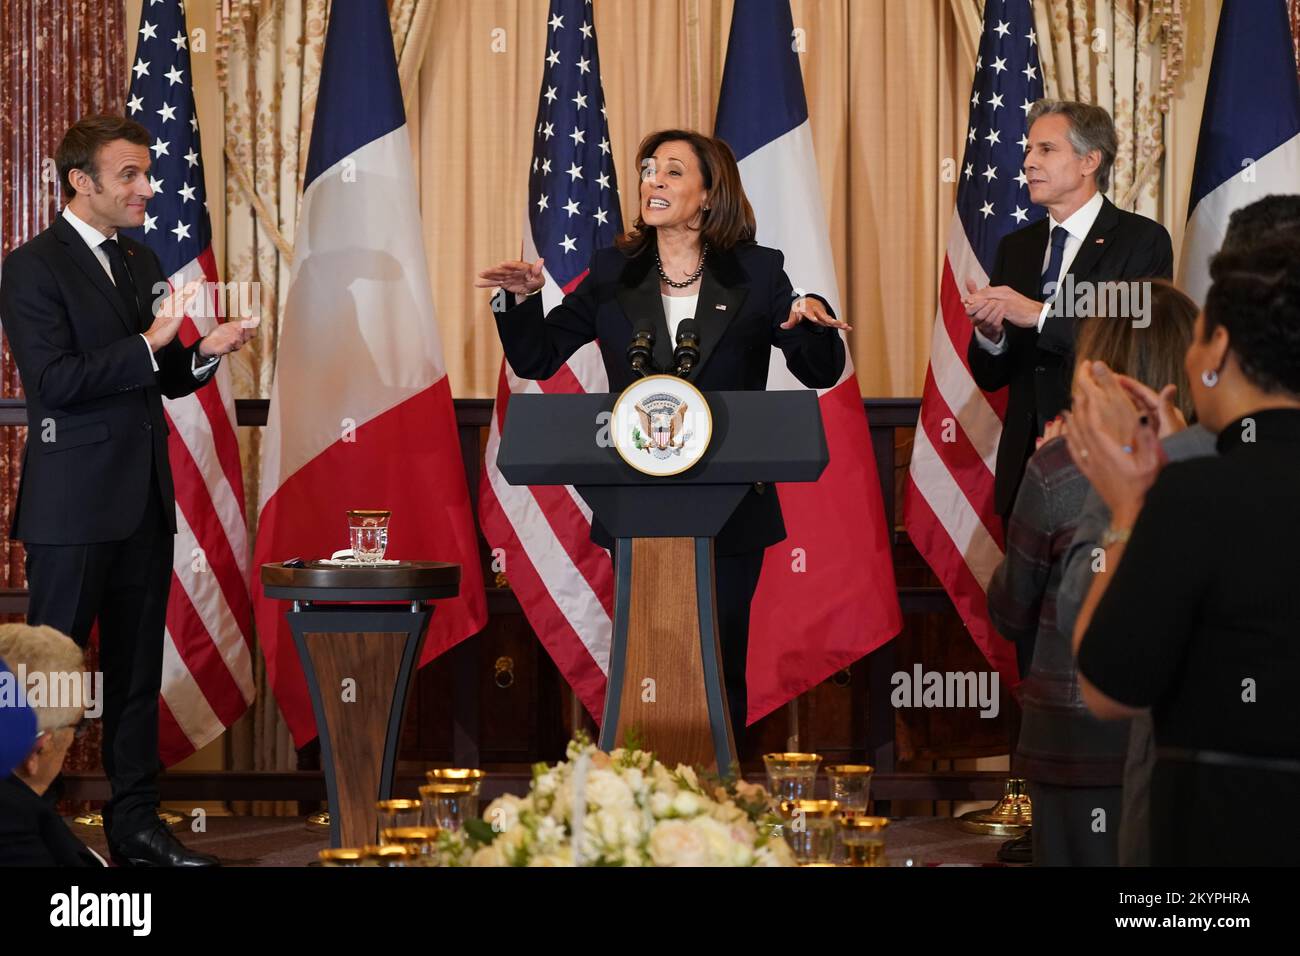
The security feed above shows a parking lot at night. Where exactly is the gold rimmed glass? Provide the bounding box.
[426,768,486,818]
[838,814,891,867]
[375,798,422,842]
[419,782,475,832]
[379,826,442,864]
[762,752,822,807]
[318,847,365,867]
[347,509,391,563]
[780,798,840,864]
[359,844,414,867]
[825,764,874,813]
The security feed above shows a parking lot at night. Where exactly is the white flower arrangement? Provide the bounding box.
[437,733,795,867]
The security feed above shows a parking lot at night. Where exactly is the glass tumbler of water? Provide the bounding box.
[347,509,391,563]
[825,764,874,812]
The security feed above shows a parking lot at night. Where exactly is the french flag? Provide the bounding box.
[716,0,902,724]
[1179,0,1300,302]
[252,0,487,747]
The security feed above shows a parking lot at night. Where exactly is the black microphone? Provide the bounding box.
[627,315,657,377]
[673,319,700,377]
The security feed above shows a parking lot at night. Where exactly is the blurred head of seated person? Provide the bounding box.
[1222,194,1300,254]
[0,624,103,866]
[985,279,1195,867]
[1065,235,1300,865]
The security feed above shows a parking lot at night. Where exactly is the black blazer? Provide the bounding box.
[0,215,213,544]
[966,197,1173,516]
[0,775,102,867]
[494,241,846,555]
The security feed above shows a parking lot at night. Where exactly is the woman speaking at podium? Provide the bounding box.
[477,129,846,744]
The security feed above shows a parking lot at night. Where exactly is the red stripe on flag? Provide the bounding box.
[478,475,607,718]
[914,367,1004,550]
[169,247,250,513]
[253,378,487,747]
[492,356,615,621]
[746,377,903,723]
[484,363,611,708]
[164,570,249,727]
[525,484,615,619]
[158,697,195,767]
[939,259,1009,419]
[903,474,1019,685]
[165,419,254,645]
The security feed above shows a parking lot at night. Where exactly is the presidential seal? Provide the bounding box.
[611,374,712,477]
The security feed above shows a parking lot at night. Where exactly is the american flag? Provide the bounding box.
[903,0,1045,685]
[479,0,623,717]
[120,0,254,764]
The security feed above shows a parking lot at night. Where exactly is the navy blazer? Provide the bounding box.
[494,241,846,555]
[0,216,212,544]
[966,197,1173,516]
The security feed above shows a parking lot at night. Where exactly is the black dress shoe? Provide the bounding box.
[998,828,1033,864]
[109,824,220,867]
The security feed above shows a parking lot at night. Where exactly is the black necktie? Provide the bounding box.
[100,237,140,326]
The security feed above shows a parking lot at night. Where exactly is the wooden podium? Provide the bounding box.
[497,390,828,772]
[260,561,460,849]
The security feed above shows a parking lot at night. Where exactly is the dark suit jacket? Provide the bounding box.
[0,215,213,544]
[966,197,1172,516]
[494,241,846,555]
[0,775,101,867]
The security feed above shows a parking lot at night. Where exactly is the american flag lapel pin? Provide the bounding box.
[1095,238,1104,244]
[715,304,727,311]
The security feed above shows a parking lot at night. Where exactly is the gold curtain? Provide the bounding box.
[1031,0,1185,217]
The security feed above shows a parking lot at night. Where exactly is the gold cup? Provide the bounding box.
[762,752,822,807]
[825,764,874,813]
[426,768,486,818]
[780,798,840,865]
[359,844,414,867]
[374,798,422,843]
[318,847,366,867]
[838,813,890,867]
[379,826,442,864]
[419,782,475,832]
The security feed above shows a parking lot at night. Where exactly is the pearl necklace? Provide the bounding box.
[656,243,708,289]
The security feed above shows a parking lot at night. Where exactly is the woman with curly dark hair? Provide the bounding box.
[1067,233,1300,865]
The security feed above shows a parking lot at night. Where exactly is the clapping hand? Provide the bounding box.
[1063,360,1165,526]
[963,278,1044,341]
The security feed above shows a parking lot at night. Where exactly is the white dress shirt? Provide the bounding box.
[973,190,1105,356]
[60,206,218,378]
[660,292,699,343]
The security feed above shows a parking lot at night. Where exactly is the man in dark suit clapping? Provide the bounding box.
[964,101,1173,527]
[0,116,254,867]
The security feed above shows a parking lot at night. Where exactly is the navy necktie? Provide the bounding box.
[100,237,141,327]
[1039,225,1069,302]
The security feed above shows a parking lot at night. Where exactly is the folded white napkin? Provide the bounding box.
[320,549,400,567]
